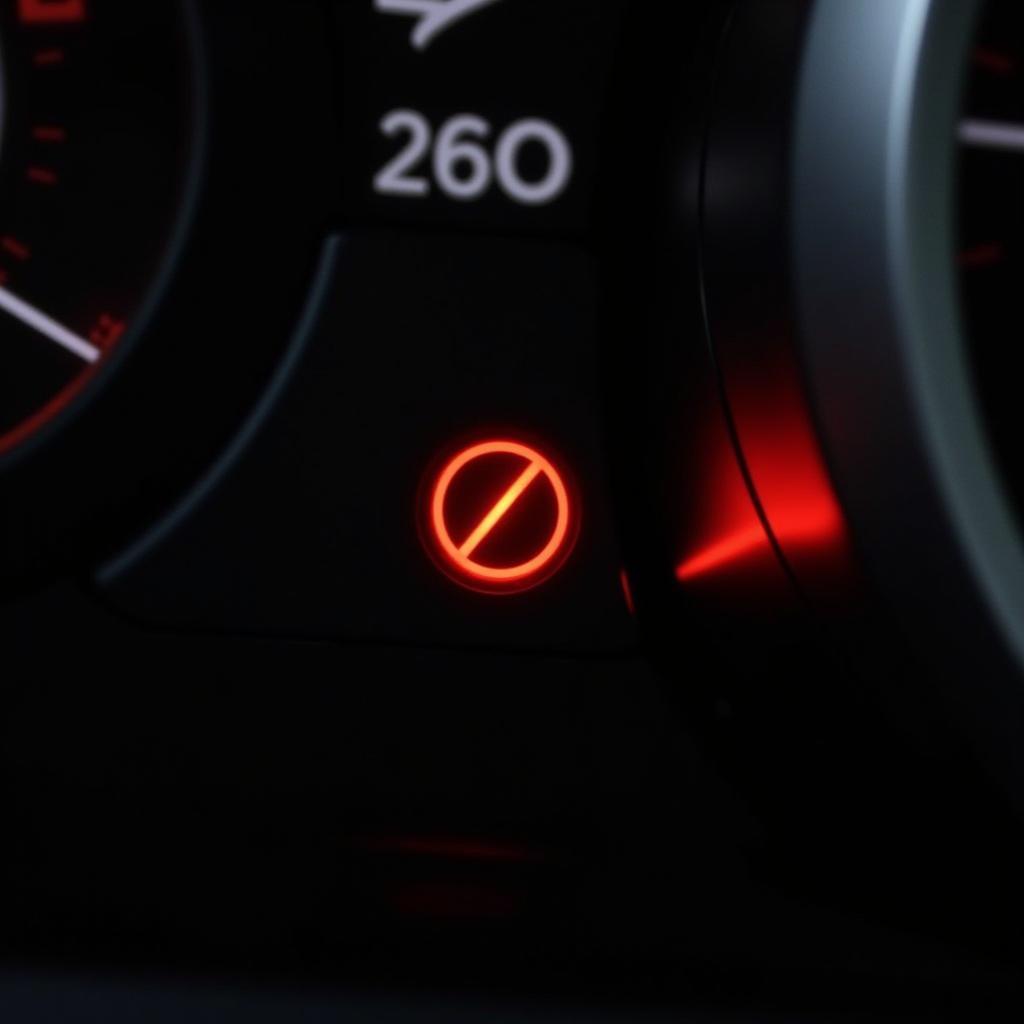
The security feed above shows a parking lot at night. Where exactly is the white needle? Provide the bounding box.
[0,284,101,364]
[374,0,502,51]
[959,119,1024,154]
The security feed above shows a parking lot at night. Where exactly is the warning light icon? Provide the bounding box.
[424,439,577,594]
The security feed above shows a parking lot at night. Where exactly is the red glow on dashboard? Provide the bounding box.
[676,386,846,586]
[678,479,842,582]
[2,237,31,261]
[32,125,67,143]
[18,0,86,24]
[677,525,768,581]
[32,49,66,66]
[26,166,59,186]
[674,396,776,586]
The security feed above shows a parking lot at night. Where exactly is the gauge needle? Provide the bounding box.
[0,285,101,364]
[959,119,1024,153]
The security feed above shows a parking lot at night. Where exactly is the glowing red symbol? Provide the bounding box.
[426,439,576,593]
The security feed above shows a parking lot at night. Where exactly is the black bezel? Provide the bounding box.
[0,0,340,594]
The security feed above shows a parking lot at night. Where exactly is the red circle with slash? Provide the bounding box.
[425,439,578,594]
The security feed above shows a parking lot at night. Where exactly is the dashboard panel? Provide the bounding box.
[2,1,1024,1019]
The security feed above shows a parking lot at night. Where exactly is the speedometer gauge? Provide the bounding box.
[0,0,193,457]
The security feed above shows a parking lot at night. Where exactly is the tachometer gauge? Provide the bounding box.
[0,0,193,456]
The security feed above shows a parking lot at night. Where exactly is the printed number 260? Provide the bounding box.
[374,110,574,207]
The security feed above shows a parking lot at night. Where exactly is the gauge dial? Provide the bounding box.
[0,0,193,457]
[959,0,1024,522]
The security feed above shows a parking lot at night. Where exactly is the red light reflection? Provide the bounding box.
[676,358,851,597]
[677,524,767,581]
[675,409,777,586]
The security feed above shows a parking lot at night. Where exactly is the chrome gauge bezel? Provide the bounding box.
[795,0,1024,777]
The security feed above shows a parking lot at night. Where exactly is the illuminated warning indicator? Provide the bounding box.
[426,439,577,593]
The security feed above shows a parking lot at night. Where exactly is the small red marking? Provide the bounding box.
[619,568,636,616]
[0,269,8,286]
[974,47,1016,77]
[32,125,67,143]
[2,237,31,261]
[27,166,59,185]
[960,243,1006,269]
[33,48,66,66]
[88,314,126,351]
[18,0,86,24]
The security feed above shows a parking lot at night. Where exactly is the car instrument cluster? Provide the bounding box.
[2,0,1024,1015]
